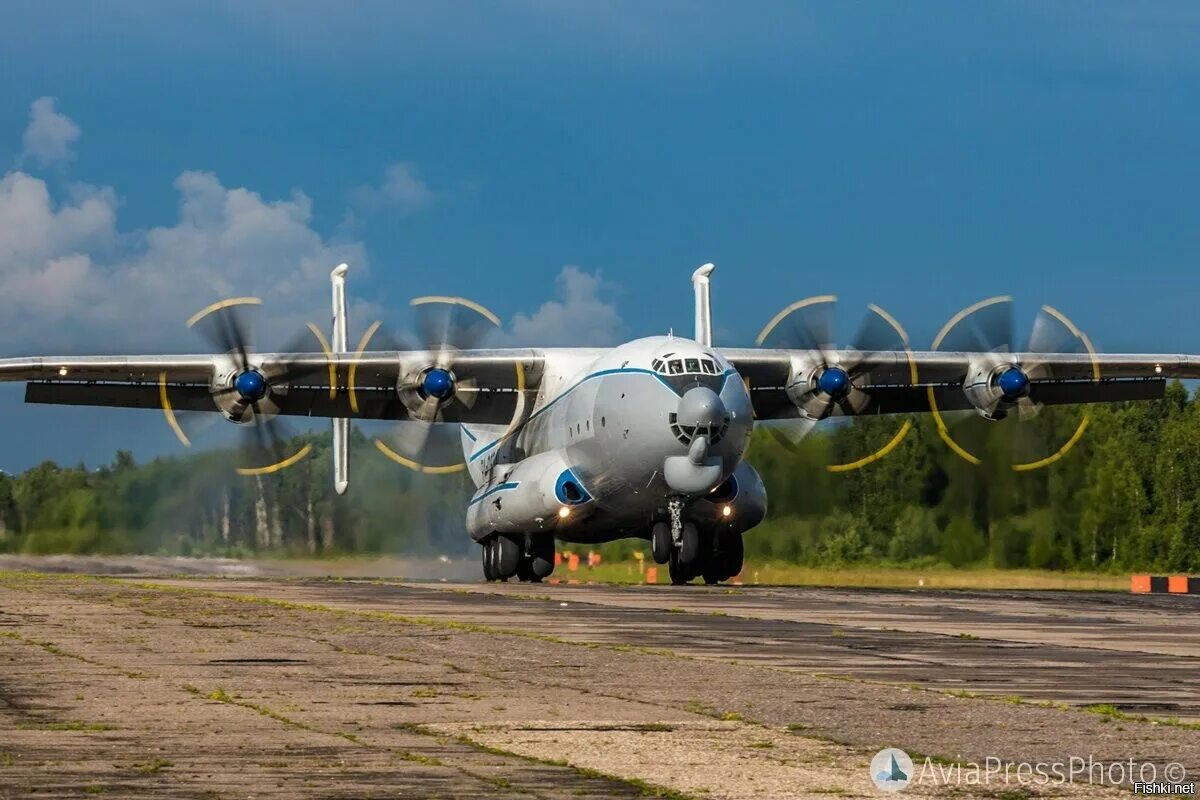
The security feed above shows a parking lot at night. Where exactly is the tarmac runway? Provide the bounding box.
[0,571,1196,798]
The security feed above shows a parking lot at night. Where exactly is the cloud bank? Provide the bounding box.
[0,167,364,351]
[0,101,622,354]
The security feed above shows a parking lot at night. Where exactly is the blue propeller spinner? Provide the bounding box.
[234,369,268,402]
[817,366,851,398]
[996,366,1030,401]
[421,367,456,401]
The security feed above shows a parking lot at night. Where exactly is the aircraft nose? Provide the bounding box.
[675,386,726,431]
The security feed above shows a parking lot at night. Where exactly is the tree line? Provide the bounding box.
[0,385,1197,572]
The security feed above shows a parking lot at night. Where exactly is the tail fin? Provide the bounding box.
[692,263,715,346]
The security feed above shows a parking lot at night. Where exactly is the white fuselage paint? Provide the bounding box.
[462,336,766,545]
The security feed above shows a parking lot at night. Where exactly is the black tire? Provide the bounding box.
[718,531,744,582]
[668,548,694,585]
[651,522,672,565]
[495,535,521,580]
[481,538,496,581]
[679,522,700,565]
[516,558,536,582]
[529,535,555,580]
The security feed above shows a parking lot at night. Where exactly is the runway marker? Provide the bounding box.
[1132,574,1199,593]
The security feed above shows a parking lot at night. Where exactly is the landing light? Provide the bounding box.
[722,505,733,518]
[557,506,571,519]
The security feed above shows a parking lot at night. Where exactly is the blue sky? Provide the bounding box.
[0,2,1198,469]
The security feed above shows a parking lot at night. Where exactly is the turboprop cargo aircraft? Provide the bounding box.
[0,264,1192,583]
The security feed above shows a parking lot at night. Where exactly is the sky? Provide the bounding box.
[0,2,1198,470]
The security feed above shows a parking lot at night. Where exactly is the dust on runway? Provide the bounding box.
[0,571,1194,799]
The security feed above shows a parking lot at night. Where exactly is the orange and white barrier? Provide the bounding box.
[1132,574,1200,594]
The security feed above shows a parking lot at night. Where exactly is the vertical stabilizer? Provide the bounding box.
[692,263,715,346]
[331,264,350,495]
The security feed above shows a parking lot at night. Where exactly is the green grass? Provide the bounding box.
[36,720,116,732]
[134,757,173,774]
[575,561,1128,590]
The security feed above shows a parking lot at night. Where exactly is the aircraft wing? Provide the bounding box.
[720,349,1197,420]
[0,350,544,425]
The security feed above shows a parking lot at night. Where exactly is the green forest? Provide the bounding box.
[2,383,1199,572]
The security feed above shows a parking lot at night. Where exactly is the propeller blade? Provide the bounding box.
[188,297,262,371]
[235,402,311,476]
[1016,396,1042,422]
[934,296,1013,354]
[763,417,819,453]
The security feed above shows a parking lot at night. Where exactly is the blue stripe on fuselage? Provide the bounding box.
[467,481,520,506]
[467,367,734,464]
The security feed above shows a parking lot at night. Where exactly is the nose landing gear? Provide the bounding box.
[652,498,744,585]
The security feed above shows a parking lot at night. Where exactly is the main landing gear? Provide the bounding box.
[481,533,555,582]
[651,501,743,585]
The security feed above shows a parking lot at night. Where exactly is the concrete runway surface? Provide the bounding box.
[0,571,1197,798]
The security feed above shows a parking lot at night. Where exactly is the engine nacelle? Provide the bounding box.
[208,355,287,423]
[693,460,767,535]
[466,450,593,540]
[962,359,1030,421]
[784,352,851,419]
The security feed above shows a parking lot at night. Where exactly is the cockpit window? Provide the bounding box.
[654,355,721,375]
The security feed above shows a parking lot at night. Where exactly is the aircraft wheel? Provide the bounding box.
[717,531,744,582]
[481,538,496,581]
[700,532,722,584]
[495,535,522,580]
[668,549,694,585]
[651,522,672,565]
[678,522,700,565]
[516,558,536,582]
[529,536,555,580]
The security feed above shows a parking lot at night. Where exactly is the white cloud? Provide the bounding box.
[19,97,81,168]
[504,266,623,347]
[0,169,366,351]
[352,162,437,215]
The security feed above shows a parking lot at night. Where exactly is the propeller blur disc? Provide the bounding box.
[352,295,526,475]
[756,296,917,472]
[160,296,333,476]
[928,297,1100,471]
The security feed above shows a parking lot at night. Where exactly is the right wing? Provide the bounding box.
[721,348,1193,420]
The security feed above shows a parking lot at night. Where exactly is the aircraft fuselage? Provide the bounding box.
[463,336,767,546]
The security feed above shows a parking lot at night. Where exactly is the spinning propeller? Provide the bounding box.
[159,297,334,476]
[351,296,524,474]
[929,296,1100,471]
[756,295,917,472]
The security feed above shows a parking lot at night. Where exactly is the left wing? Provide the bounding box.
[2,350,543,424]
